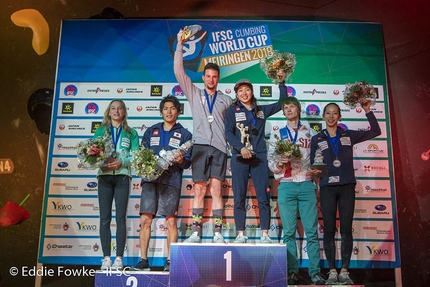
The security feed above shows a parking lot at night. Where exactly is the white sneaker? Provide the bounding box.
[184,233,201,243]
[260,235,272,244]
[101,258,112,270]
[112,257,124,271]
[233,234,248,243]
[213,233,226,243]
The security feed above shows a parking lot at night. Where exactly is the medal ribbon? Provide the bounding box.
[160,125,170,148]
[239,102,257,127]
[324,129,339,158]
[285,121,301,144]
[110,125,122,151]
[204,89,217,115]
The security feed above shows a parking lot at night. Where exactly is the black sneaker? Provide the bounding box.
[163,259,170,271]
[132,258,150,271]
[288,272,299,285]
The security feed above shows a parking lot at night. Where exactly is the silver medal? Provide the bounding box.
[333,159,341,167]
[207,115,214,123]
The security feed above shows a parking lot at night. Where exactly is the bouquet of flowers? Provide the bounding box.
[76,132,112,169]
[272,133,302,160]
[260,51,296,83]
[343,81,377,108]
[131,146,162,181]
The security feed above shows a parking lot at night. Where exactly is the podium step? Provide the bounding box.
[94,270,169,287]
[170,243,286,286]
[94,243,365,287]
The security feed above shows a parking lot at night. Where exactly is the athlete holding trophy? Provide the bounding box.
[174,25,232,243]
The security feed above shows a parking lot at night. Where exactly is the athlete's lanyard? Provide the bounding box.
[110,125,122,150]
[285,121,301,144]
[204,89,217,114]
[324,129,339,158]
[239,102,256,126]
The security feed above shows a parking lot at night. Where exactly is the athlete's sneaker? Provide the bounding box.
[213,233,226,243]
[287,272,299,285]
[338,271,354,285]
[184,234,201,243]
[311,273,326,285]
[260,235,272,243]
[111,257,124,271]
[132,258,150,271]
[101,258,112,271]
[163,259,170,271]
[233,234,248,243]
[325,270,338,285]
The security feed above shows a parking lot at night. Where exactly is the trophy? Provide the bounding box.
[181,25,202,41]
[310,147,328,177]
[158,140,194,170]
[236,123,256,163]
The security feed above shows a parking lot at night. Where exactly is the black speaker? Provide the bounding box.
[27,88,53,135]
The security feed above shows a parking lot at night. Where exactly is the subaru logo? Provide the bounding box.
[87,182,97,188]
[58,162,69,168]
[374,204,386,211]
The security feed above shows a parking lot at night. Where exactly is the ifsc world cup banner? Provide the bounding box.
[38,19,400,269]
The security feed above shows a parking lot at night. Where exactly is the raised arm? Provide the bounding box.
[173,30,198,104]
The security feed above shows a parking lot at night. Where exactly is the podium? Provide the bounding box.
[95,243,287,287]
[170,243,287,286]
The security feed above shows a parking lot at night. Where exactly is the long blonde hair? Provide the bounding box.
[101,99,133,134]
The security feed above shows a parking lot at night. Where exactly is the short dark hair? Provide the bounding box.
[159,95,181,113]
[323,102,341,117]
[203,63,220,76]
